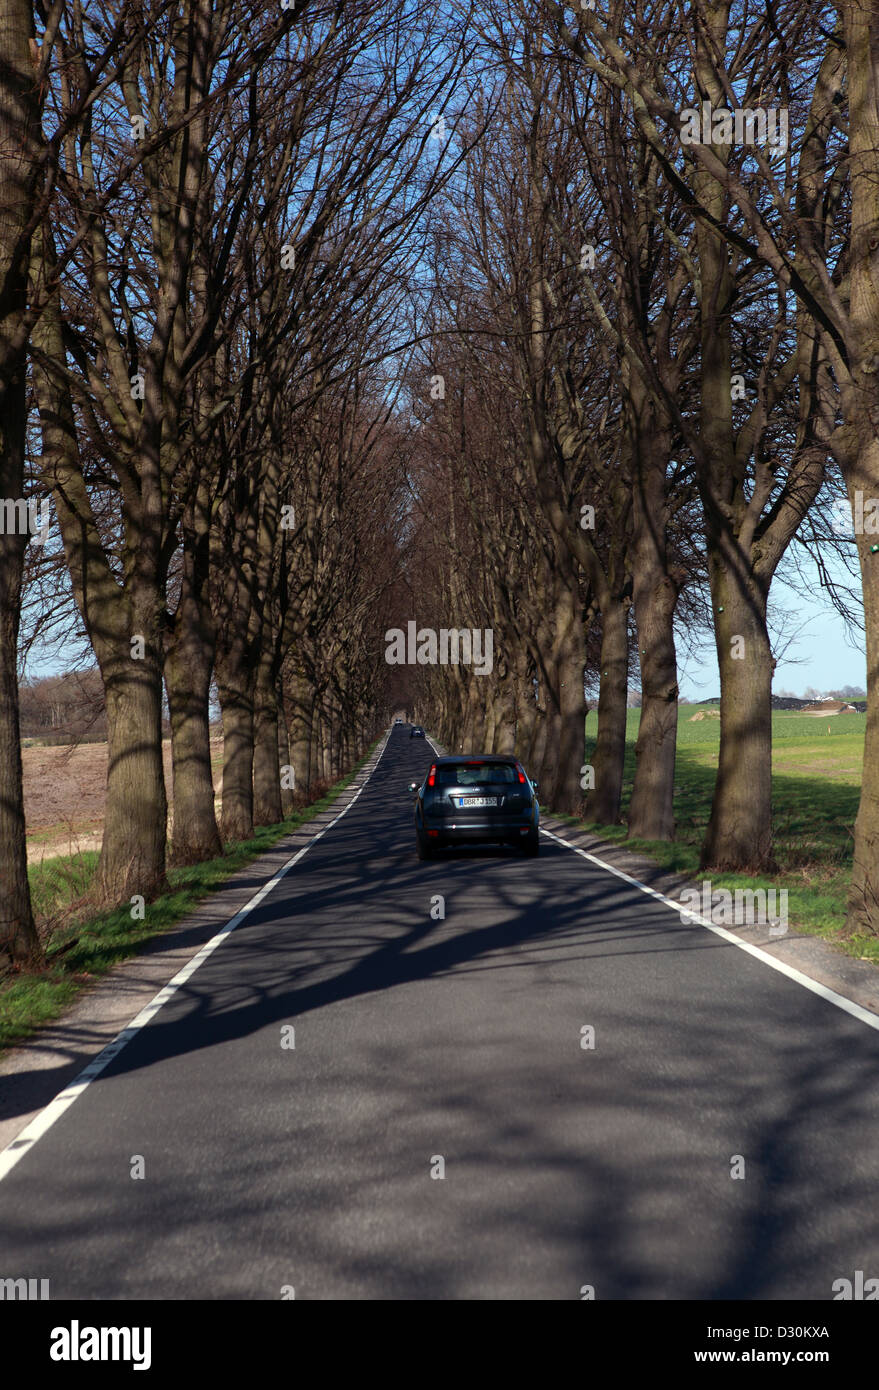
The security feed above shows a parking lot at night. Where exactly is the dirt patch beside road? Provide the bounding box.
[23,738,224,864]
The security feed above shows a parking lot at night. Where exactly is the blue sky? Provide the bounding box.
[677,568,867,702]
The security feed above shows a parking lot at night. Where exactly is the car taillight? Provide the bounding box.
[427,763,437,787]
[516,764,527,784]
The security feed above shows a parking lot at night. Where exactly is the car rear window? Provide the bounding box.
[436,763,517,786]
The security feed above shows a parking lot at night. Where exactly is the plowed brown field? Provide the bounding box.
[23,738,224,865]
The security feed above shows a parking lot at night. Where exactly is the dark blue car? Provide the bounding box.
[409,755,540,859]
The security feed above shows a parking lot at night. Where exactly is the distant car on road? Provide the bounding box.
[409,755,539,858]
[410,726,425,738]
[393,717,403,724]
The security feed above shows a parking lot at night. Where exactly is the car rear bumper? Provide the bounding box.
[424,820,537,845]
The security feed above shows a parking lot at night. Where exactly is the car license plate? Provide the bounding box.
[457,796,497,807]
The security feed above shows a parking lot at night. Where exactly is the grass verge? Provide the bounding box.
[0,743,379,1054]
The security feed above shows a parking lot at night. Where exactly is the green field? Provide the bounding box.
[576,705,871,960]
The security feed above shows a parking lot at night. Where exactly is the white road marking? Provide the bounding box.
[425,732,879,1033]
[9,726,873,1185]
[0,733,392,1183]
[539,826,879,1033]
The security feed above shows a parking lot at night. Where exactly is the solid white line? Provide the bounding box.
[539,826,879,1033]
[0,732,392,1184]
[423,733,878,1031]
[424,736,875,1029]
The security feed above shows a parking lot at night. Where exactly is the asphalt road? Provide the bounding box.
[1,725,879,1300]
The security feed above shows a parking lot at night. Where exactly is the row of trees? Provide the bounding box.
[1,0,474,963]
[397,0,877,938]
[4,0,878,963]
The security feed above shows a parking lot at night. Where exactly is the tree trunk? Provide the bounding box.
[628,572,679,841]
[549,577,587,815]
[841,0,879,935]
[490,675,517,754]
[846,442,879,933]
[462,676,486,750]
[320,706,331,781]
[693,24,774,874]
[586,597,629,825]
[285,668,311,796]
[0,401,38,963]
[312,704,328,783]
[278,681,294,816]
[627,400,680,840]
[165,529,221,864]
[217,659,255,841]
[700,565,775,871]
[0,0,42,964]
[165,625,221,865]
[308,696,320,787]
[528,701,548,782]
[253,647,282,825]
[31,219,172,907]
[98,644,169,902]
[483,694,498,753]
[513,662,537,763]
